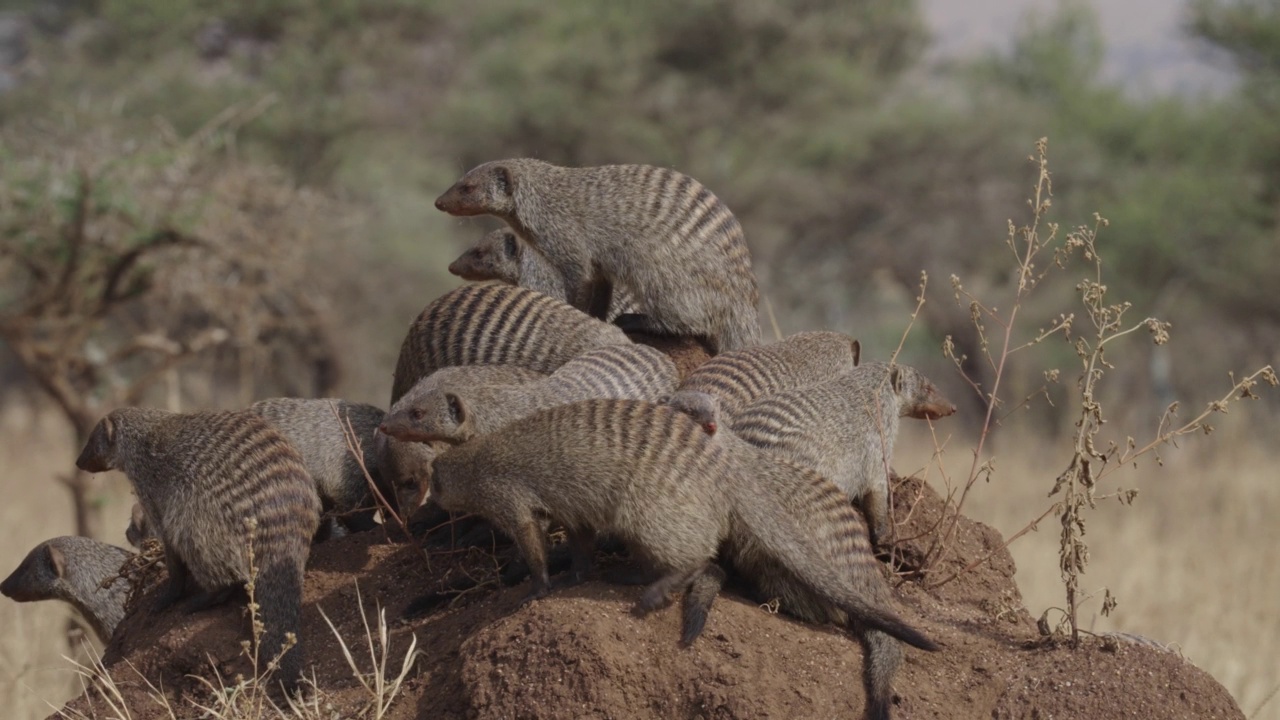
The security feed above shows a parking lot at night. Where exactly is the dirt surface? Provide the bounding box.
[55,476,1243,719]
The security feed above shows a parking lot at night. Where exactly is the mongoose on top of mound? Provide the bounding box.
[448,228,640,321]
[76,408,321,693]
[249,397,397,534]
[427,399,936,719]
[377,364,548,506]
[663,389,925,720]
[381,344,677,444]
[1,536,134,642]
[675,331,861,417]
[390,283,630,405]
[434,159,761,353]
[731,362,956,546]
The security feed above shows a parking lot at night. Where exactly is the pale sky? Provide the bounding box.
[922,0,1238,95]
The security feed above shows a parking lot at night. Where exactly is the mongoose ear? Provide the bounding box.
[445,392,467,426]
[890,366,904,393]
[502,231,518,259]
[494,166,514,196]
[76,416,115,473]
[131,503,146,528]
[46,545,67,579]
[850,339,861,367]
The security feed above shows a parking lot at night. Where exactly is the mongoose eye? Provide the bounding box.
[502,232,518,258]
[409,408,425,422]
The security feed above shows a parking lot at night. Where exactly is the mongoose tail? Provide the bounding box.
[256,558,306,693]
[728,475,938,652]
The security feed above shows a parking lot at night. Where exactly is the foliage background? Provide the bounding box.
[0,0,1276,717]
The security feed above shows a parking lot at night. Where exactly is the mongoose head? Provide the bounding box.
[890,365,957,421]
[372,430,441,509]
[448,228,521,282]
[664,391,721,435]
[1,539,70,602]
[435,159,531,218]
[380,387,478,445]
[76,411,125,473]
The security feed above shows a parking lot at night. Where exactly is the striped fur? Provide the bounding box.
[676,331,861,416]
[381,344,677,443]
[390,283,630,405]
[663,389,930,720]
[731,362,956,545]
[250,397,396,532]
[377,364,547,505]
[75,408,320,692]
[449,228,641,320]
[1,536,135,642]
[435,159,760,353]
[428,398,935,719]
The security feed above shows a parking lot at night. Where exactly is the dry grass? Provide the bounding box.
[898,414,1280,720]
[2,405,1276,718]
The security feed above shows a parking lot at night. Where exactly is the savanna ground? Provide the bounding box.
[2,394,1277,719]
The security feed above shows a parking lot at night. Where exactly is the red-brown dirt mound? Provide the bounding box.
[56,476,1243,719]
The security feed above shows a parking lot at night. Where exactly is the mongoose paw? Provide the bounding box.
[632,586,673,617]
[611,313,654,334]
[519,585,550,607]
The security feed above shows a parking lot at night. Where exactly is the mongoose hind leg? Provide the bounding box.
[184,584,242,613]
[510,515,553,605]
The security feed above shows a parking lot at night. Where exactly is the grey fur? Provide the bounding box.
[435,159,760,352]
[75,407,320,693]
[427,398,936,719]
[675,331,861,417]
[1,536,135,642]
[731,362,956,545]
[381,344,677,444]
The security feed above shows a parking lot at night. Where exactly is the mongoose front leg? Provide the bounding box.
[512,517,552,605]
[555,527,597,588]
[154,548,192,612]
[863,488,891,549]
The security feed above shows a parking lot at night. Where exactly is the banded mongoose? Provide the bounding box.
[426,398,936,719]
[449,228,641,321]
[675,330,861,417]
[663,389,928,720]
[377,364,547,505]
[249,397,397,535]
[380,344,678,444]
[731,362,956,545]
[434,159,761,353]
[1,536,134,642]
[389,283,630,404]
[75,408,320,693]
